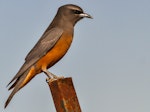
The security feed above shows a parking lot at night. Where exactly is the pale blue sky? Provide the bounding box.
[1,0,150,112]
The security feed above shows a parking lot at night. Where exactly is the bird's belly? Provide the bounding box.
[35,34,73,73]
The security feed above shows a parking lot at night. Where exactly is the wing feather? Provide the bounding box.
[7,27,63,86]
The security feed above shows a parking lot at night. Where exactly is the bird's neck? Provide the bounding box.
[52,14,75,28]
[44,14,75,34]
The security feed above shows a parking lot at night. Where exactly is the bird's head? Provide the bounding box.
[55,4,92,27]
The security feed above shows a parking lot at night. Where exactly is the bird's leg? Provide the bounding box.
[43,69,58,79]
[42,69,64,82]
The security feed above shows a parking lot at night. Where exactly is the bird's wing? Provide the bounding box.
[7,27,63,86]
[25,27,63,61]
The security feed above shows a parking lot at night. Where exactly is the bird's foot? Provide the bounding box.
[46,76,64,83]
[43,69,64,82]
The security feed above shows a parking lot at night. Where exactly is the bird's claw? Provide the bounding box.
[46,76,64,83]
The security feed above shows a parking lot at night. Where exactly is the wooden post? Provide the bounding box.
[47,77,81,112]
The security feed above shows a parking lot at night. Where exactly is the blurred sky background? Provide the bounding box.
[1,0,150,112]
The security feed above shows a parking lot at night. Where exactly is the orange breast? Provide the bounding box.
[35,32,73,73]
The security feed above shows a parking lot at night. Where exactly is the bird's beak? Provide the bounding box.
[79,13,93,19]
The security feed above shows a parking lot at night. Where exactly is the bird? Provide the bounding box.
[5,4,92,108]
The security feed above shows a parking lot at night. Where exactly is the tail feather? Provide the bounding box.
[8,78,20,90]
[6,77,17,88]
[5,69,30,108]
[6,62,31,88]
[5,76,25,108]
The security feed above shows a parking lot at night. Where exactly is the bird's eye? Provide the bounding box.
[73,10,82,14]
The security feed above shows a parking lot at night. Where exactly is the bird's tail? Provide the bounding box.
[4,68,35,108]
